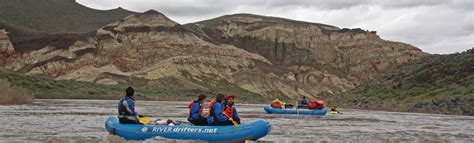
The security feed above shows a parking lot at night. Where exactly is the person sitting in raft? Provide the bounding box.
[187,94,208,126]
[330,106,342,114]
[118,87,141,124]
[207,93,234,126]
[155,119,176,126]
[297,96,308,109]
[223,95,241,124]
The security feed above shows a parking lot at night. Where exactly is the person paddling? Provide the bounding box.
[330,106,342,114]
[118,87,141,124]
[207,93,234,126]
[297,96,308,109]
[187,94,208,126]
[223,95,240,124]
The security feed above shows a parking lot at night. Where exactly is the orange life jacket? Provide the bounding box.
[188,100,203,117]
[208,99,217,116]
[223,105,234,118]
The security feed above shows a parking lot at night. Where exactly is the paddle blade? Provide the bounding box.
[139,117,152,125]
[223,113,239,128]
[232,120,239,128]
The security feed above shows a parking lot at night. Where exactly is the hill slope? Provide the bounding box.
[0,0,135,33]
[340,48,474,115]
[0,1,431,105]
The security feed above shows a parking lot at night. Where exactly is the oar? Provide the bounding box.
[224,113,239,128]
[295,98,299,114]
[139,117,152,125]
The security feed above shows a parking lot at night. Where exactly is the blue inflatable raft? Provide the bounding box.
[264,106,327,115]
[105,116,271,141]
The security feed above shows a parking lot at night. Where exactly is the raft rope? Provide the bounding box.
[107,121,270,135]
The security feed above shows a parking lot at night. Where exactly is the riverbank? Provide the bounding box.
[1,70,472,116]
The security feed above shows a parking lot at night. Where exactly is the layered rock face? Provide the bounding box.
[185,14,427,97]
[0,11,428,99]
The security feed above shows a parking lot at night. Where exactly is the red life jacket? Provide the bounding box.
[271,101,282,109]
[188,100,203,117]
[223,105,234,118]
[308,100,324,109]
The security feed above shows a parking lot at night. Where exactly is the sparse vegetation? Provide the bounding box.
[0,71,268,103]
[0,79,33,105]
[336,49,474,115]
[0,0,135,33]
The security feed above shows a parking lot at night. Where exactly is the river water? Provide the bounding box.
[0,99,473,143]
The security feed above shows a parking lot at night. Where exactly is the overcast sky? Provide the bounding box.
[76,0,473,54]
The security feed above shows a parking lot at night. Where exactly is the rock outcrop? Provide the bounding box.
[0,29,14,53]
[0,28,18,69]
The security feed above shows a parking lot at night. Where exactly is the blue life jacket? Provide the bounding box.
[118,96,137,116]
[299,99,308,105]
[188,100,202,120]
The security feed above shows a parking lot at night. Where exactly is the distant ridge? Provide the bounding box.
[0,0,136,33]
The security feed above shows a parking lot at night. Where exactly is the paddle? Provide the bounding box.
[295,97,299,114]
[139,117,152,125]
[224,113,239,128]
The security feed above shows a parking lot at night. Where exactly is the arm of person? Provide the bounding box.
[215,104,229,121]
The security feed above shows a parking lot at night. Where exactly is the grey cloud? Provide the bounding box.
[154,5,228,17]
[378,0,446,8]
[76,0,473,54]
[264,0,367,10]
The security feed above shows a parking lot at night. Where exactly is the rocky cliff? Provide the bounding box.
[0,8,428,99]
[185,14,427,98]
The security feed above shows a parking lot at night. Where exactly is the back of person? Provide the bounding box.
[118,87,140,124]
[207,93,233,126]
[297,97,308,108]
[299,97,307,105]
[188,94,208,126]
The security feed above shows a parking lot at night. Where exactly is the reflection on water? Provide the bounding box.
[0,99,473,142]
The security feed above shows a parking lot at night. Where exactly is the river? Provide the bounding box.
[0,99,473,142]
